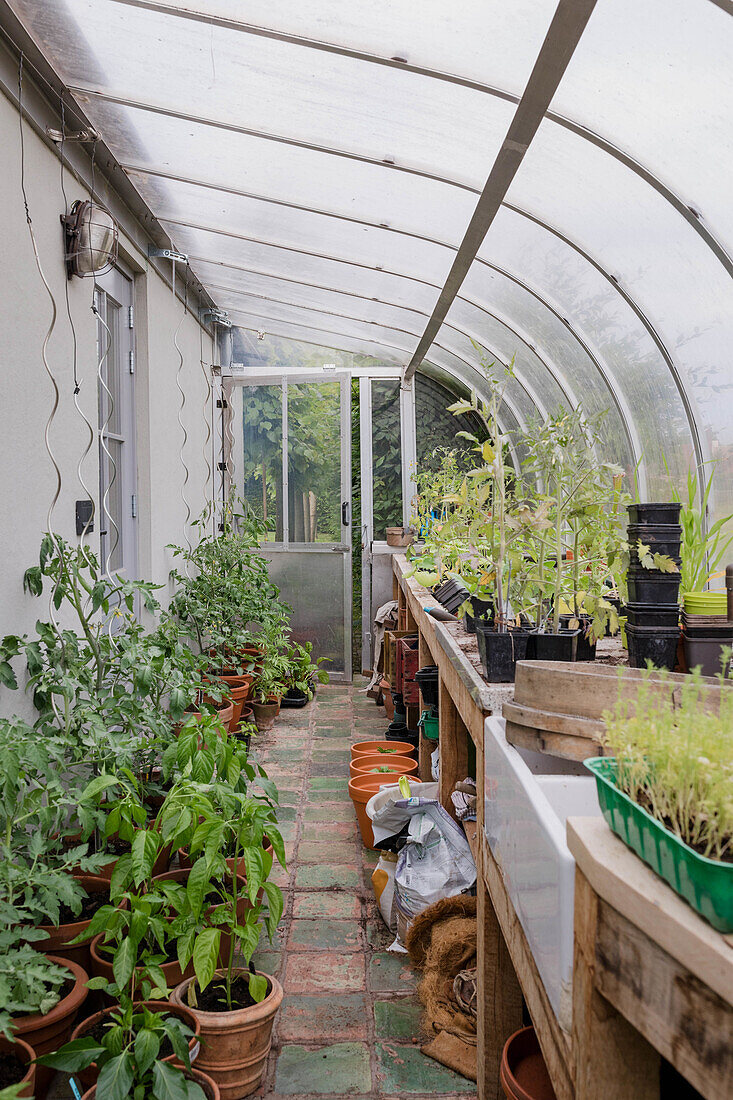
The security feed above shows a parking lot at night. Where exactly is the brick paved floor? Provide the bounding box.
[250,680,476,1099]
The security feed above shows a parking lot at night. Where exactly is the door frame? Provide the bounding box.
[235,371,353,681]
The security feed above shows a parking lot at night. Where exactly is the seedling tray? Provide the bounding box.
[585,756,733,932]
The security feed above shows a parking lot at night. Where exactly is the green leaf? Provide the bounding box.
[192,927,220,992]
[131,829,159,886]
[153,1059,190,1100]
[134,1026,161,1078]
[112,936,136,992]
[185,858,210,921]
[97,1051,135,1100]
[249,972,268,1003]
[36,1036,106,1072]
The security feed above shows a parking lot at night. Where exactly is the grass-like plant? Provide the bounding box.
[602,668,733,862]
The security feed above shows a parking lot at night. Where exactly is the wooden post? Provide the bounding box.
[573,870,660,1100]
[477,864,524,1100]
[438,682,469,818]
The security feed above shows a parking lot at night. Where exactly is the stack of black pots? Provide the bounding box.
[625,502,682,669]
[432,577,470,616]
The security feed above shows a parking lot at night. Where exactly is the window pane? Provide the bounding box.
[287,381,341,542]
[242,384,283,541]
[370,380,402,540]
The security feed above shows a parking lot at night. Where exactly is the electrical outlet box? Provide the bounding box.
[75,499,94,536]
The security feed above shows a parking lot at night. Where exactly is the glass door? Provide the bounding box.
[241,373,352,679]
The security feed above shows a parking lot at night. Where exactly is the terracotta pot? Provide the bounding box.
[10,956,88,1100]
[81,1066,220,1100]
[238,705,255,730]
[251,697,281,730]
[28,875,111,972]
[349,754,418,779]
[348,773,402,849]
[171,971,283,1100]
[71,1000,201,1090]
[351,739,415,759]
[209,674,254,732]
[183,701,235,731]
[380,678,394,720]
[220,672,254,700]
[90,929,193,995]
[0,1036,35,1099]
[500,1026,556,1100]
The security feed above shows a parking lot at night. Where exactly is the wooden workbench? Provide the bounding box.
[392,556,733,1100]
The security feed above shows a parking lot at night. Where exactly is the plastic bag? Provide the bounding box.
[367,784,476,951]
[371,850,398,931]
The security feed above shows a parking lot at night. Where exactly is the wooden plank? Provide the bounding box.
[594,890,732,1098]
[567,818,733,1006]
[505,721,603,763]
[572,871,660,1100]
[503,701,605,740]
[418,729,433,782]
[477,838,524,1100]
[482,833,574,1100]
[438,685,469,819]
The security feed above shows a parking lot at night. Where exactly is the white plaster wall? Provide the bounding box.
[0,84,217,717]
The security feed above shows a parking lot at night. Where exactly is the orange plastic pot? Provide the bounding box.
[351,739,415,759]
[349,754,418,779]
[0,1036,35,1099]
[10,956,88,1100]
[348,773,403,849]
[500,1026,556,1100]
[70,1000,201,1090]
[171,971,282,1100]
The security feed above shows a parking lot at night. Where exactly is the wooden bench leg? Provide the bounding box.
[573,871,660,1100]
[477,848,524,1100]
[438,686,469,817]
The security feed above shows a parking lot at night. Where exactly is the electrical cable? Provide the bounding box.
[18,53,64,716]
[59,101,97,560]
[173,259,193,567]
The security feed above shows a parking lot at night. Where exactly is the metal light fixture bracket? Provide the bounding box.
[200,308,232,328]
[148,245,188,262]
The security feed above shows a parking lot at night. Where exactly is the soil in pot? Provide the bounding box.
[0,1037,35,1098]
[29,875,111,971]
[81,1066,220,1100]
[172,971,283,1100]
[349,754,418,779]
[11,957,88,1100]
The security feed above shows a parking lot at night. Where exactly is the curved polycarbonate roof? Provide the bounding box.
[9,0,733,518]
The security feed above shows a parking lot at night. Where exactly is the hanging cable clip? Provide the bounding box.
[46,126,99,143]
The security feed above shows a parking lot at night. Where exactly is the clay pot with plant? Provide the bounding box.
[38,997,207,1100]
[161,779,285,1098]
[0,1036,35,1099]
[349,755,418,779]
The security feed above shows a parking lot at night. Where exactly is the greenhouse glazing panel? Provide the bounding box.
[242,385,283,541]
[261,550,347,676]
[371,381,403,541]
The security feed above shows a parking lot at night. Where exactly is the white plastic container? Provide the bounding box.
[483,716,601,1030]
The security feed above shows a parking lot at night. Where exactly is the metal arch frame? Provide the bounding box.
[92,0,732,279]
[228,311,533,439]
[204,273,584,425]
[181,233,638,468]
[203,279,564,425]
[214,296,549,430]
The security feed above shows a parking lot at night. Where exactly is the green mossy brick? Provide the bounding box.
[295,863,360,889]
[304,802,357,822]
[288,919,361,952]
[375,1041,476,1093]
[293,891,361,919]
[373,997,424,1039]
[369,952,418,992]
[278,994,369,1042]
[275,1043,371,1095]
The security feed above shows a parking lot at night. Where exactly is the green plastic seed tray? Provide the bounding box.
[585,756,733,933]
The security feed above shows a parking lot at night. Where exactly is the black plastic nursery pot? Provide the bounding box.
[281,687,310,708]
[683,633,733,676]
[626,523,682,558]
[526,629,579,662]
[475,621,530,683]
[625,602,680,628]
[626,623,680,670]
[627,502,682,525]
[558,614,597,661]
[414,665,439,708]
[626,567,681,606]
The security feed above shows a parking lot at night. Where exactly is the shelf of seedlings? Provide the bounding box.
[392,554,733,1100]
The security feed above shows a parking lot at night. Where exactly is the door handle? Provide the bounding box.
[342,501,350,526]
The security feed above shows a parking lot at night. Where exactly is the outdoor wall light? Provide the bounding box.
[62,198,118,278]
